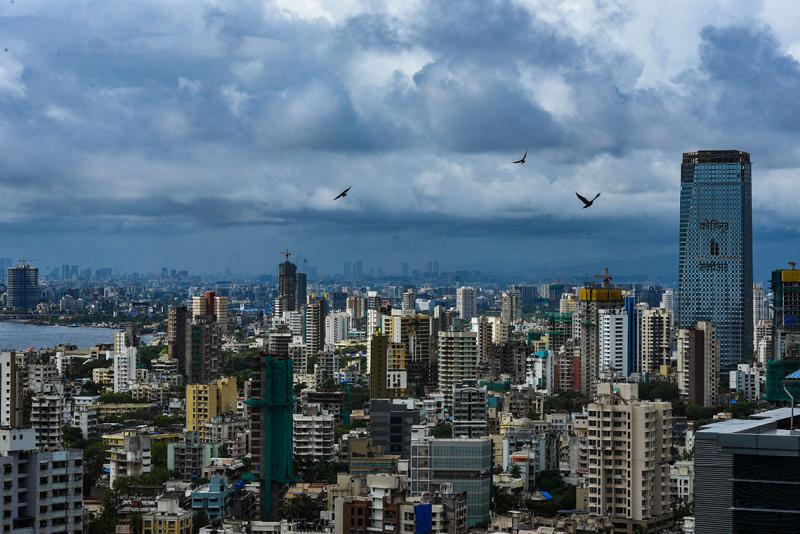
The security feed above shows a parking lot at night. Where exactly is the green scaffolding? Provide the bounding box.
[763,359,800,404]
[245,355,294,520]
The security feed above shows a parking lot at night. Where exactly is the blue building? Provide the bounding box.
[678,150,752,370]
[191,475,232,520]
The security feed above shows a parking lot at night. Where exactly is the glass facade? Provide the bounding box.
[678,150,753,369]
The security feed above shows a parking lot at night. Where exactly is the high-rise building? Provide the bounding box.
[660,288,675,323]
[753,282,769,329]
[678,150,752,370]
[186,377,238,437]
[500,289,522,323]
[277,252,297,314]
[295,272,307,311]
[598,309,628,380]
[641,307,671,376]
[305,298,327,354]
[246,354,293,520]
[188,316,222,384]
[451,380,487,438]
[113,346,138,393]
[168,305,191,374]
[677,321,720,407]
[325,311,351,346]
[368,334,390,399]
[369,399,421,459]
[293,404,335,463]
[410,430,492,527]
[105,430,152,487]
[456,287,477,322]
[402,288,416,311]
[576,287,624,395]
[586,383,672,533]
[695,408,800,534]
[0,429,84,534]
[438,331,478,408]
[30,382,64,451]
[6,261,39,310]
[0,352,23,428]
[382,309,434,391]
[770,266,800,360]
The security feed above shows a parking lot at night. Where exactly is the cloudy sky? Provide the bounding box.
[1,0,799,280]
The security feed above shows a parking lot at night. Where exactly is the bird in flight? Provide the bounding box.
[576,192,601,209]
[333,186,351,201]
[512,149,527,164]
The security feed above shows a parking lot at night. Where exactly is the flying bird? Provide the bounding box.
[512,149,527,164]
[576,192,601,209]
[333,186,351,201]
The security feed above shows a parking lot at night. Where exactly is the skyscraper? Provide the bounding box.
[677,321,720,407]
[456,286,477,322]
[6,261,39,310]
[438,331,478,407]
[678,150,753,370]
[295,272,307,311]
[277,251,297,314]
[577,287,624,395]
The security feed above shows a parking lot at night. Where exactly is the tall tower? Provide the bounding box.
[456,286,477,322]
[168,305,190,375]
[678,150,752,370]
[577,287,624,395]
[277,250,297,314]
[7,261,39,310]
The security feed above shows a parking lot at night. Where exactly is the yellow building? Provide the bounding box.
[142,496,192,534]
[186,377,238,436]
[92,366,114,386]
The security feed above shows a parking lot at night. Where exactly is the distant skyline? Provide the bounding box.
[2,1,800,281]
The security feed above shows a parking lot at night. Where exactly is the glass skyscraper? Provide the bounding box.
[678,150,753,370]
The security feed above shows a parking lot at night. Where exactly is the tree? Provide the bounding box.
[347,386,370,411]
[63,426,86,449]
[432,423,452,439]
[544,392,589,414]
[151,441,168,471]
[192,510,209,534]
[638,381,680,403]
[280,494,323,523]
[509,464,521,478]
[83,438,108,496]
[99,391,134,404]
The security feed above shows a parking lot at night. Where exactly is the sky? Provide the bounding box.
[1,0,800,280]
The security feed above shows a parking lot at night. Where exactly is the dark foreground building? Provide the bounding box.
[695,408,800,533]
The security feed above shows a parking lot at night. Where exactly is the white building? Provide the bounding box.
[106,431,152,487]
[438,331,478,407]
[113,346,138,393]
[31,382,64,451]
[456,287,477,322]
[293,404,335,463]
[0,428,84,534]
[0,352,23,428]
[730,363,761,401]
[670,459,694,505]
[598,309,628,379]
[325,311,351,345]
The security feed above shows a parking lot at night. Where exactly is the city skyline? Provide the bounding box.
[1,2,800,277]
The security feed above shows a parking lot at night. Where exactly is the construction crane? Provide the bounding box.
[280,249,291,261]
[593,267,613,289]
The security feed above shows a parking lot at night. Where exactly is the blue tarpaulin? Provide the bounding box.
[414,503,433,534]
[541,491,554,501]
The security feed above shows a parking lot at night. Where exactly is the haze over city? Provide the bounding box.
[1,1,800,279]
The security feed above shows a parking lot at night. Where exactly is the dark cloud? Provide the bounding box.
[0,1,797,278]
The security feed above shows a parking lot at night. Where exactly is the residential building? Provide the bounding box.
[586,383,672,533]
[456,287,477,322]
[186,377,238,437]
[104,430,152,487]
[142,495,193,534]
[771,266,800,360]
[438,331,478,408]
[670,460,694,506]
[729,363,761,401]
[0,352,23,427]
[576,287,624,395]
[192,476,232,521]
[325,311,351,345]
[382,309,435,391]
[677,321,720,407]
[168,305,191,375]
[277,254,298,314]
[678,150,753,370]
[641,307,671,376]
[293,404,335,463]
[305,298,327,355]
[188,315,222,383]
[0,429,84,534]
[113,346,138,393]
[31,382,64,451]
[598,308,628,379]
[451,380,487,438]
[695,408,800,533]
[167,432,220,480]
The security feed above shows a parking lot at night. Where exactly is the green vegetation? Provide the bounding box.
[493,470,576,517]
[70,358,112,380]
[296,459,348,483]
[280,494,324,523]
[138,345,164,368]
[99,391,134,403]
[638,381,681,403]
[432,423,452,438]
[544,392,589,414]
